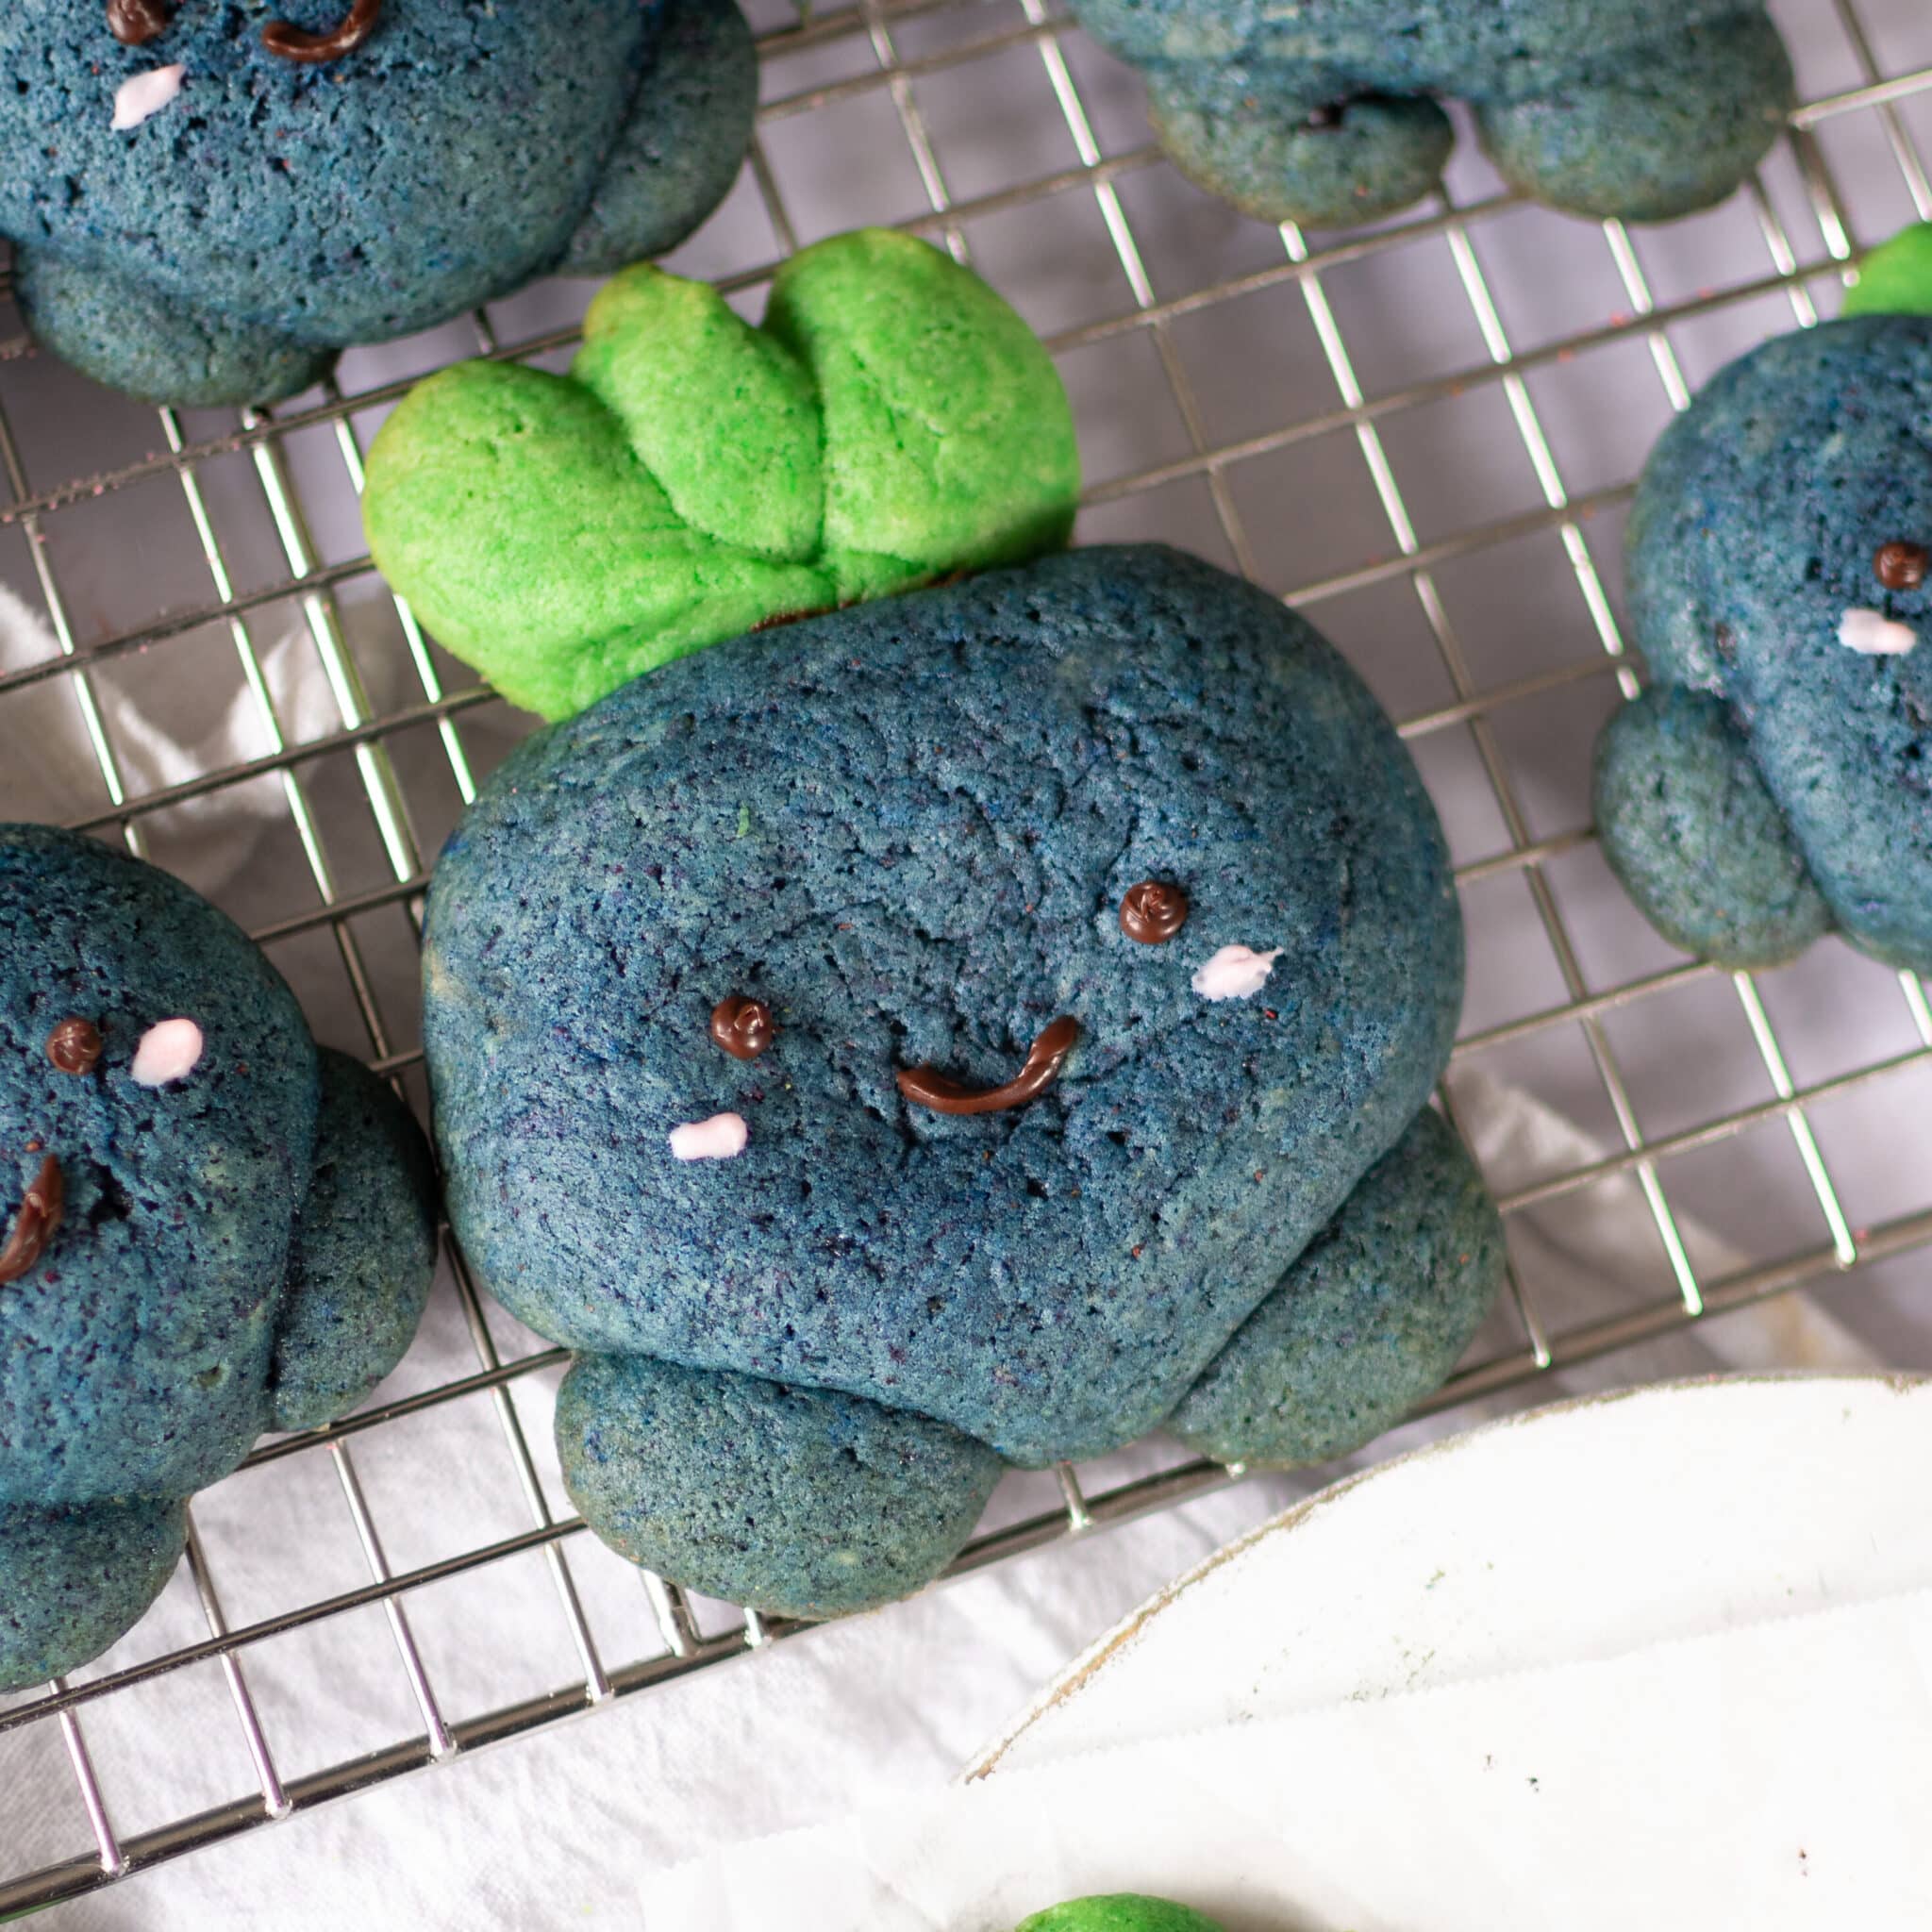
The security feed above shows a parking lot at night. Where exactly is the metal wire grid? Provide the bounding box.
[0,0,1929,1910]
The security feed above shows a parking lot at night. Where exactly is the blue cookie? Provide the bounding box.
[0,0,754,407]
[1066,0,1791,227]
[424,546,1504,1616]
[0,824,438,1689]
[1596,315,1932,973]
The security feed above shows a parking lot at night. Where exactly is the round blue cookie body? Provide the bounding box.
[1066,0,1791,227]
[0,824,439,1688]
[423,545,1466,1469]
[0,0,754,405]
[1600,316,1932,973]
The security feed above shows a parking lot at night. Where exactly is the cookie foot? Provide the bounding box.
[16,250,335,408]
[1476,13,1794,223]
[1146,64,1454,229]
[1167,1108,1504,1469]
[556,1352,1004,1618]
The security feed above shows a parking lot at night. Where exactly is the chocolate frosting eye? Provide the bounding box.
[107,0,173,45]
[710,996,776,1061]
[45,1019,104,1076]
[1874,541,1929,592]
[263,0,382,63]
[1119,880,1189,944]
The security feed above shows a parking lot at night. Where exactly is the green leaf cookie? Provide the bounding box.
[363,230,1080,720]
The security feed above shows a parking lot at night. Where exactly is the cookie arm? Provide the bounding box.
[1594,684,1833,970]
[557,0,758,275]
[1166,1108,1505,1469]
[269,1050,438,1435]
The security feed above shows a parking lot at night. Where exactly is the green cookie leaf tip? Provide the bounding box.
[362,229,1079,721]
[1843,223,1932,319]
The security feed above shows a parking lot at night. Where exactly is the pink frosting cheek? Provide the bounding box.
[130,1018,206,1088]
[111,64,186,131]
[1838,607,1919,656]
[668,1112,749,1161]
[1190,944,1284,1002]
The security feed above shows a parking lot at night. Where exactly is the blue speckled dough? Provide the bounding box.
[0,825,438,1689]
[424,546,1502,1614]
[1595,687,1834,969]
[1067,0,1792,227]
[558,0,758,277]
[0,0,755,407]
[1597,316,1932,973]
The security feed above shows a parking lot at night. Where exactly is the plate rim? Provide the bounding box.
[963,1367,1932,1781]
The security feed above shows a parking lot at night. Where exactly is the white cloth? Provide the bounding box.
[0,581,310,869]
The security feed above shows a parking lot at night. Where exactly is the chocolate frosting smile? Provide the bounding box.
[896,1016,1080,1116]
[0,1154,65,1287]
[263,0,383,63]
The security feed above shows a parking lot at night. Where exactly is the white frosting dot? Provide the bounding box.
[1191,944,1284,1002]
[669,1112,749,1161]
[112,65,186,132]
[130,1018,204,1088]
[1839,607,1919,657]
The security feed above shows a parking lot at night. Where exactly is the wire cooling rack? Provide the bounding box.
[3,0,1932,1913]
